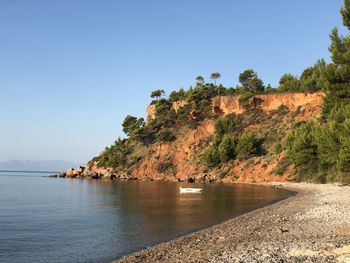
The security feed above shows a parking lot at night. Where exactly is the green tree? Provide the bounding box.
[169,88,186,102]
[97,138,132,168]
[215,114,240,136]
[278,74,301,92]
[323,0,350,119]
[218,135,237,162]
[265,84,274,93]
[239,69,265,92]
[195,75,205,85]
[151,90,165,100]
[285,121,325,182]
[156,129,176,142]
[154,99,177,128]
[203,143,221,167]
[300,60,329,92]
[122,115,145,138]
[337,138,350,172]
[210,72,221,85]
[236,132,261,160]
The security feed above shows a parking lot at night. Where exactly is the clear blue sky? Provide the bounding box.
[0,0,345,163]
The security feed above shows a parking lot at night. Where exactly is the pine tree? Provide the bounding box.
[218,135,237,162]
[324,0,350,120]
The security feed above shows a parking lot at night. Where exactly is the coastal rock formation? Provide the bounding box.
[147,100,188,121]
[58,92,325,183]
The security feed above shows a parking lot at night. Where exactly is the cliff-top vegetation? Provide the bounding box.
[92,0,350,183]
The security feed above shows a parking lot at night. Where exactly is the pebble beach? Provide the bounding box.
[114,183,350,263]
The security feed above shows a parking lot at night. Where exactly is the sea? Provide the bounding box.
[0,171,291,263]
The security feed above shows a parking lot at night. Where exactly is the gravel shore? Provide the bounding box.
[114,183,350,263]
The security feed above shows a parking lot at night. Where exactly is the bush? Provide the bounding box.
[203,146,221,167]
[271,158,291,175]
[154,99,177,128]
[215,114,240,136]
[169,88,186,102]
[156,130,176,142]
[236,132,262,160]
[203,134,238,167]
[96,138,132,168]
[238,92,255,108]
[156,162,176,174]
[277,104,289,115]
[277,74,301,92]
[291,106,302,118]
[273,142,283,154]
[218,135,237,162]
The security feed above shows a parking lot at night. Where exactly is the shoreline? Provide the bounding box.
[114,183,350,263]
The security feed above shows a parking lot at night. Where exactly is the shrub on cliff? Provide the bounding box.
[203,134,238,166]
[215,114,240,136]
[156,130,176,142]
[273,142,283,154]
[122,116,146,139]
[169,88,187,102]
[156,162,176,174]
[154,99,177,127]
[203,142,221,167]
[97,138,132,168]
[236,132,262,161]
[218,135,237,162]
[271,157,291,176]
[238,92,255,108]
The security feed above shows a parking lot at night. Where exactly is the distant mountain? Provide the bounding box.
[0,160,82,172]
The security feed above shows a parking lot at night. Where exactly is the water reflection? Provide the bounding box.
[84,180,291,251]
[0,174,291,263]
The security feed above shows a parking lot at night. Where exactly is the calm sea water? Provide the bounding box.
[0,172,291,263]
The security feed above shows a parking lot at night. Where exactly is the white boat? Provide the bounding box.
[179,186,202,193]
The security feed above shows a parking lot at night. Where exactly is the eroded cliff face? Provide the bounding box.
[80,92,325,184]
[147,92,324,120]
[131,120,215,181]
[212,92,323,115]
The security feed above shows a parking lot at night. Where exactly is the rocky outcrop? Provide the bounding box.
[53,163,135,180]
[147,104,156,121]
[212,92,324,116]
[147,100,188,121]
[57,92,325,184]
[131,120,216,182]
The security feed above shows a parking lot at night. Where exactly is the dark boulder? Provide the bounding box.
[90,173,99,179]
[187,177,195,183]
[58,172,66,178]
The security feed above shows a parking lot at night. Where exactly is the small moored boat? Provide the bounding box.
[179,186,202,193]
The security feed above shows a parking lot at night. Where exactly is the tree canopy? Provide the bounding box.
[324,0,350,119]
[239,69,265,92]
[150,90,165,100]
[195,75,205,85]
[210,72,221,85]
